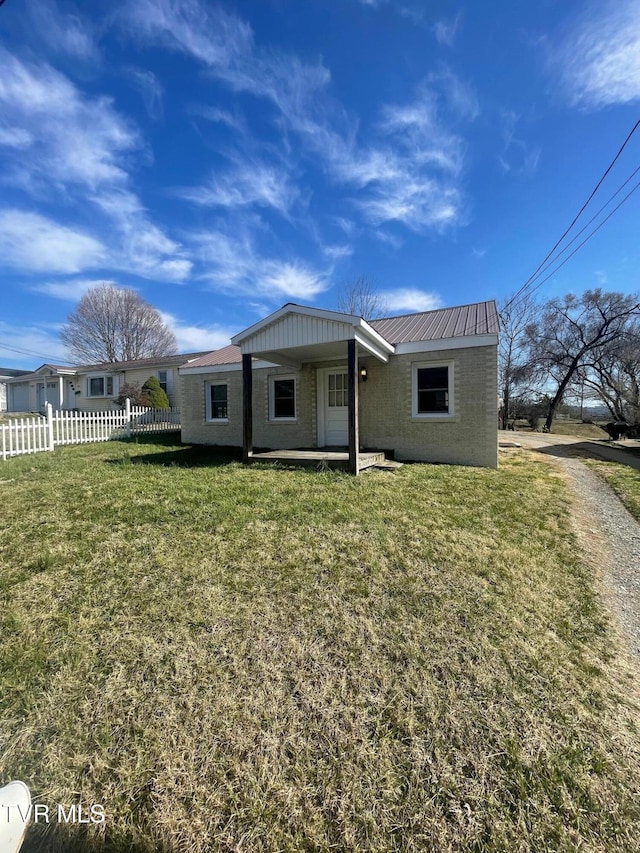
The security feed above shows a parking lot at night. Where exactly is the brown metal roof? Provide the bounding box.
[75,352,210,372]
[181,345,242,368]
[181,301,498,369]
[370,300,499,344]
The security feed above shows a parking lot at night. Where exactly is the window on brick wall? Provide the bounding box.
[269,375,297,421]
[206,382,228,421]
[411,362,454,418]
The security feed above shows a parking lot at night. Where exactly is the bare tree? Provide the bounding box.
[337,276,388,320]
[498,293,538,428]
[525,289,640,432]
[578,323,640,422]
[60,283,177,363]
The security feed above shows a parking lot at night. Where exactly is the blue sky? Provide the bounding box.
[1,0,639,368]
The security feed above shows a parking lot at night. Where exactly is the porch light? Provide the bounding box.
[359,366,368,382]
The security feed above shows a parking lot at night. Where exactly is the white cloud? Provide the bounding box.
[124,0,254,70]
[91,191,192,283]
[123,0,474,235]
[497,111,541,177]
[0,210,106,274]
[433,13,462,48]
[381,288,442,313]
[554,0,640,108]
[0,49,136,193]
[159,312,236,352]
[128,69,164,119]
[0,49,189,283]
[32,279,116,301]
[177,156,299,216]
[25,0,98,61]
[0,127,33,149]
[192,229,328,300]
[0,320,70,368]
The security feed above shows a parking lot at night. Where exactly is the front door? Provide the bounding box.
[37,381,60,410]
[318,367,349,446]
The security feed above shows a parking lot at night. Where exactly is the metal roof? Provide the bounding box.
[181,345,242,368]
[181,301,499,370]
[75,352,210,372]
[370,300,499,344]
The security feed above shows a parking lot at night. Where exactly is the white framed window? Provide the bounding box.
[269,375,297,421]
[87,375,115,397]
[206,382,229,421]
[157,370,169,394]
[412,362,454,418]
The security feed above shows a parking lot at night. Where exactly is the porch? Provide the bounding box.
[247,448,388,472]
[231,304,395,475]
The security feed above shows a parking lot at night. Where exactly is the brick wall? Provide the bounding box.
[358,346,498,467]
[180,344,498,468]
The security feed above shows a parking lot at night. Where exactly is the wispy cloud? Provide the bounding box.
[0,210,106,274]
[192,228,328,301]
[128,68,164,119]
[381,288,442,313]
[0,320,70,367]
[177,154,300,216]
[32,279,115,301]
[0,127,33,149]
[91,191,192,282]
[497,111,541,177]
[553,0,640,108]
[433,12,463,48]
[0,49,136,193]
[25,0,98,61]
[123,0,475,236]
[0,48,190,283]
[159,312,236,352]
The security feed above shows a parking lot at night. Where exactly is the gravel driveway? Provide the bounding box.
[501,432,640,665]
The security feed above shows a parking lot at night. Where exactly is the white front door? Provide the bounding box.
[37,381,60,410]
[318,367,349,446]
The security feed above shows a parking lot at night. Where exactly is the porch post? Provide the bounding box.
[242,353,253,464]
[347,338,359,476]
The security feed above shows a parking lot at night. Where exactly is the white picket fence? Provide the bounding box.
[1,400,180,461]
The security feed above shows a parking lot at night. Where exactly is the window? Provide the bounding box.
[327,372,348,407]
[157,370,168,394]
[206,383,228,421]
[88,375,114,397]
[269,376,296,420]
[412,363,453,418]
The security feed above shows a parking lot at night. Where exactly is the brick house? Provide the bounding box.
[179,301,499,472]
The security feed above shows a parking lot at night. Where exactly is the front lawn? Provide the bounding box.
[1,437,639,852]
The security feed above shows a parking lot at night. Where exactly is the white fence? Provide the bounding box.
[0,416,53,460]
[1,400,180,461]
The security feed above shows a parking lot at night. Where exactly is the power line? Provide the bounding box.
[0,340,73,364]
[514,163,640,294]
[518,176,640,299]
[503,116,640,312]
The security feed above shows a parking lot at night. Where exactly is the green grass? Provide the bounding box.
[584,457,640,522]
[1,437,639,852]
[512,421,610,440]
[547,421,610,439]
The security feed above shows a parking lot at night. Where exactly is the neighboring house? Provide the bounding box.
[70,352,208,412]
[3,364,76,413]
[179,301,499,470]
[2,353,208,413]
[0,367,31,412]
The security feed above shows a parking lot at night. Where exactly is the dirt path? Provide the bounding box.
[501,432,640,666]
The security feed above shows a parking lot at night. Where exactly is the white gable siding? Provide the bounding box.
[239,314,353,354]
